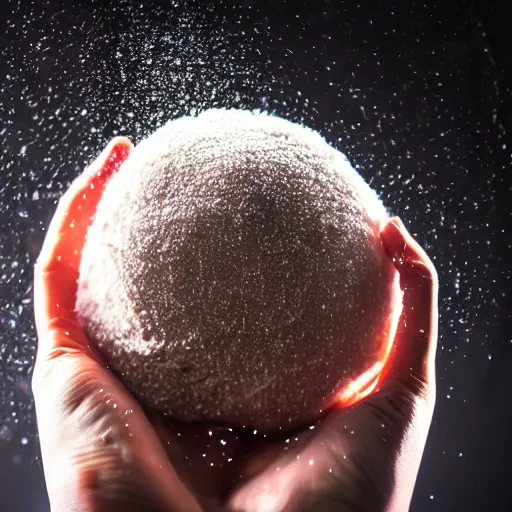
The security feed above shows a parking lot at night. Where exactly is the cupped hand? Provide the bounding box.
[33,138,438,512]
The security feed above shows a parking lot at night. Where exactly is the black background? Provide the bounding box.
[0,0,511,510]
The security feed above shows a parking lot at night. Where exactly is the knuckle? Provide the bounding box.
[75,461,152,511]
[365,379,417,422]
[369,376,431,424]
[399,372,430,402]
[78,453,170,512]
[32,345,79,390]
[402,259,435,281]
[32,351,105,420]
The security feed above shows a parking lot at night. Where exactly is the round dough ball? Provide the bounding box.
[77,109,401,432]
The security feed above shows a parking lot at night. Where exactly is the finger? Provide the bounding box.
[378,217,439,390]
[33,352,203,512]
[32,139,205,511]
[34,137,132,340]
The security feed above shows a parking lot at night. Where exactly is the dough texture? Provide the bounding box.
[77,109,400,432]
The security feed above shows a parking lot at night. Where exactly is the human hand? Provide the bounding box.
[224,216,438,512]
[33,137,438,512]
[33,138,203,512]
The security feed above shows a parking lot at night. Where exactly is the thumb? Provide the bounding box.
[350,217,438,512]
[32,138,202,512]
[363,216,438,430]
[377,216,439,398]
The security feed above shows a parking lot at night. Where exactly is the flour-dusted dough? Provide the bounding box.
[77,109,400,432]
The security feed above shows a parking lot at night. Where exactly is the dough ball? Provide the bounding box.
[77,109,401,432]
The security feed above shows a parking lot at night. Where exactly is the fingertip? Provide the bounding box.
[102,136,134,164]
[381,217,407,260]
[390,216,405,230]
[109,135,133,148]
[99,136,134,158]
[35,137,134,349]
[89,137,134,188]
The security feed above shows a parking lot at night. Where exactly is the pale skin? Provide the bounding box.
[32,137,439,512]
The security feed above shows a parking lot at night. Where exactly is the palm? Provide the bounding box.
[56,350,419,512]
[146,377,421,512]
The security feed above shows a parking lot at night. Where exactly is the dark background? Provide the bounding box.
[0,0,511,510]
